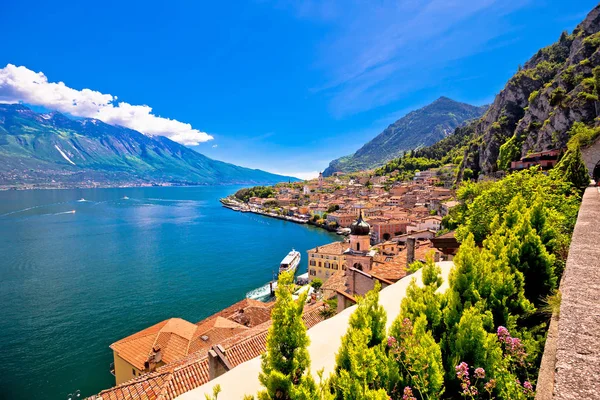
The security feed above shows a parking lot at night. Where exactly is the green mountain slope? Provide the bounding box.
[464,3,600,177]
[0,104,295,188]
[323,97,487,176]
[377,4,600,183]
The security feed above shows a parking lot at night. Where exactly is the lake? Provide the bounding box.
[0,186,339,399]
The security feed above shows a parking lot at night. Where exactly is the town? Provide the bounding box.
[89,164,465,399]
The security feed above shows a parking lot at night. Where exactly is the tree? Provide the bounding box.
[455,168,580,245]
[497,134,521,171]
[330,284,395,399]
[310,278,323,291]
[501,198,557,307]
[554,144,589,193]
[258,271,317,400]
[327,204,340,213]
[393,256,444,338]
[388,316,445,399]
[447,307,504,393]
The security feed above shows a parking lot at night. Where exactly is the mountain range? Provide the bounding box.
[323,97,487,176]
[0,104,294,188]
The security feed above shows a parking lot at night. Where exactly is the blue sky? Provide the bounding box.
[1,0,597,179]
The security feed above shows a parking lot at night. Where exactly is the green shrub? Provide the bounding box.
[497,135,522,170]
[528,90,540,104]
[549,86,567,106]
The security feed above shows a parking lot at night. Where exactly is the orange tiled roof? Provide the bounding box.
[370,242,435,281]
[309,241,350,255]
[90,302,326,400]
[111,316,249,370]
[321,270,347,299]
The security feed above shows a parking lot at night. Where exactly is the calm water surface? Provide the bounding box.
[0,186,339,399]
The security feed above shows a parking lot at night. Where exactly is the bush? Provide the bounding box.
[549,86,567,106]
[528,90,540,104]
[497,134,522,170]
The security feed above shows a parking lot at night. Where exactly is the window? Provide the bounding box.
[132,368,136,376]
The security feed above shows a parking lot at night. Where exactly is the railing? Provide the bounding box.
[109,362,115,377]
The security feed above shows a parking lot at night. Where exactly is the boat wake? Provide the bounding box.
[246,281,277,301]
[53,210,76,215]
[0,202,68,217]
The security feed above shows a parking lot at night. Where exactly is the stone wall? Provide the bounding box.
[537,187,600,399]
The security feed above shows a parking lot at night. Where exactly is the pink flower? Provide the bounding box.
[387,336,397,348]
[484,379,497,393]
[474,367,485,379]
[523,381,534,396]
[402,386,416,400]
[455,362,470,381]
[497,326,510,343]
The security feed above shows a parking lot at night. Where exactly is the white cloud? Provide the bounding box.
[0,64,213,145]
[212,144,218,148]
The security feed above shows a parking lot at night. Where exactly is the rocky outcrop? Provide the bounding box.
[474,5,600,174]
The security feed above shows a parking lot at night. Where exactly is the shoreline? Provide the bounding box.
[220,196,343,234]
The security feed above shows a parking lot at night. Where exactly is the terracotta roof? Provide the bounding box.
[110,319,195,370]
[90,302,326,400]
[309,241,350,255]
[321,270,347,299]
[111,315,250,371]
[370,242,435,281]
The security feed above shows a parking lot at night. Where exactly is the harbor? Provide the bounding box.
[220,196,310,224]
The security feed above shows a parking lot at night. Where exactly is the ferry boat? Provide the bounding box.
[279,249,301,275]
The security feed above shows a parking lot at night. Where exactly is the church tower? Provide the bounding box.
[344,211,373,273]
[318,172,323,189]
[349,211,371,252]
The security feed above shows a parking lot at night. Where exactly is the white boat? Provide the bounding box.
[279,249,301,275]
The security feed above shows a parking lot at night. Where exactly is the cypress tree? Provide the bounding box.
[258,271,317,400]
[555,144,590,193]
[330,283,394,400]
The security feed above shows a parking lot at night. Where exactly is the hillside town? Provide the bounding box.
[222,166,457,236]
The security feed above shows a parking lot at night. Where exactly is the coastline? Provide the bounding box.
[220,195,343,234]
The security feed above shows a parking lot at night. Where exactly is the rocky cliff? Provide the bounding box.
[472,4,600,175]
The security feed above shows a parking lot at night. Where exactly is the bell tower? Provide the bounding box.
[345,211,373,272]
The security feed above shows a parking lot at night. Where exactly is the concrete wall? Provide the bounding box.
[536,187,600,399]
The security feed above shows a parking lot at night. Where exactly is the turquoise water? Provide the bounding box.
[0,186,339,399]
